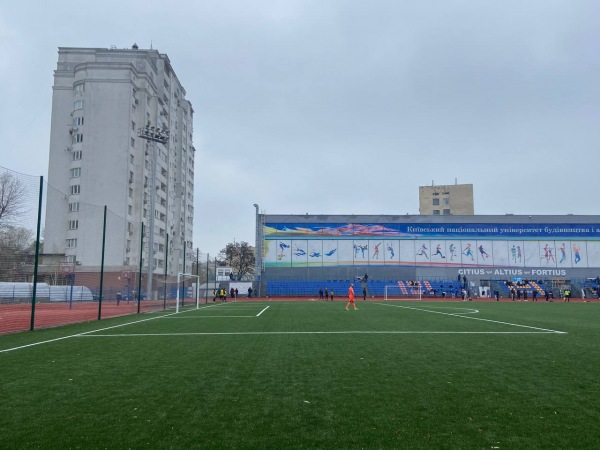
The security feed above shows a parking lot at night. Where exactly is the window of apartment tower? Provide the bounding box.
[443,209,451,215]
[72,150,82,161]
[443,198,449,205]
[432,198,440,206]
[433,210,440,215]
[72,133,83,144]
[130,137,135,148]
[73,100,84,110]
[70,185,80,195]
[74,83,84,94]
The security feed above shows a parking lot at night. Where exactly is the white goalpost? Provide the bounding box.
[384,284,422,301]
[176,273,200,313]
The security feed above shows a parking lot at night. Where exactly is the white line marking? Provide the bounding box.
[373,303,567,334]
[256,306,270,317]
[80,330,561,337]
[0,307,200,353]
[162,315,257,318]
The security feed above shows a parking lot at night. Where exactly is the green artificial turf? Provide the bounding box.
[1,301,599,449]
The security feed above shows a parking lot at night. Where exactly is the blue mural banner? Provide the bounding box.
[264,223,600,239]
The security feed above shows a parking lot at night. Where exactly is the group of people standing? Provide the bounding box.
[318,288,335,301]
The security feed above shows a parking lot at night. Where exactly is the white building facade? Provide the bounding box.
[45,46,195,276]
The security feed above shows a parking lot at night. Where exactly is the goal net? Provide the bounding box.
[384,284,422,301]
[175,273,200,312]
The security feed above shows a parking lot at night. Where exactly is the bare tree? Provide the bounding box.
[0,225,34,281]
[219,241,255,280]
[0,171,27,227]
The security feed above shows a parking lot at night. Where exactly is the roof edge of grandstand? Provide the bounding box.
[261,214,600,224]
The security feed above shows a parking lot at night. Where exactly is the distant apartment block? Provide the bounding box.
[419,183,474,215]
[44,45,195,275]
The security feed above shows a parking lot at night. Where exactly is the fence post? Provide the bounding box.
[98,205,107,320]
[30,176,44,331]
[164,233,168,309]
[137,222,144,314]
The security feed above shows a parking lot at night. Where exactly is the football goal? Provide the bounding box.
[384,284,423,301]
[176,273,200,313]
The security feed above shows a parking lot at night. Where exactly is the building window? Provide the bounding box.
[128,205,133,215]
[70,185,80,195]
[131,121,136,131]
[432,198,440,206]
[74,82,85,94]
[68,220,79,230]
[70,168,81,178]
[73,117,84,127]
[69,202,79,212]
[73,100,84,110]
[65,255,76,263]
[72,133,83,144]
[443,197,450,205]
[72,150,82,160]
[443,209,451,215]
[129,187,133,198]
[129,171,134,183]
[66,238,77,248]
[433,210,440,215]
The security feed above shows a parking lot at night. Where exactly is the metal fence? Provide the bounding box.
[0,165,211,334]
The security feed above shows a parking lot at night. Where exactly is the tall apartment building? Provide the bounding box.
[45,45,195,277]
[419,183,474,215]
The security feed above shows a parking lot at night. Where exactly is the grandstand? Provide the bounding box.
[256,214,600,300]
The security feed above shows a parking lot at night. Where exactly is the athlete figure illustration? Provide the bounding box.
[353,244,360,258]
[324,248,337,257]
[511,245,517,263]
[309,251,321,258]
[293,246,306,257]
[449,243,456,261]
[573,244,581,264]
[359,244,368,258]
[559,243,566,263]
[516,245,522,262]
[434,244,445,259]
[387,243,395,259]
[463,243,474,261]
[478,245,489,260]
[417,244,429,259]
[277,242,290,260]
[372,242,381,259]
[541,244,550,263]
[547,247,555,263]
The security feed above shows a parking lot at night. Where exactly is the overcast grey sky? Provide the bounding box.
[1,1,598,257]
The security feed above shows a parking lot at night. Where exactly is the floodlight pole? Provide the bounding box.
[137,122,169,302]
[253,203,261,296]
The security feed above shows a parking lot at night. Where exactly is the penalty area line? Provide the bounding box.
[374,302,567,334]
[0,305,205,354]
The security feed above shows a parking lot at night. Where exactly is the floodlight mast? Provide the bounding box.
[138,122,169,300]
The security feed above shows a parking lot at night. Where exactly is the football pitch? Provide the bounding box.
[1,300,599,449]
